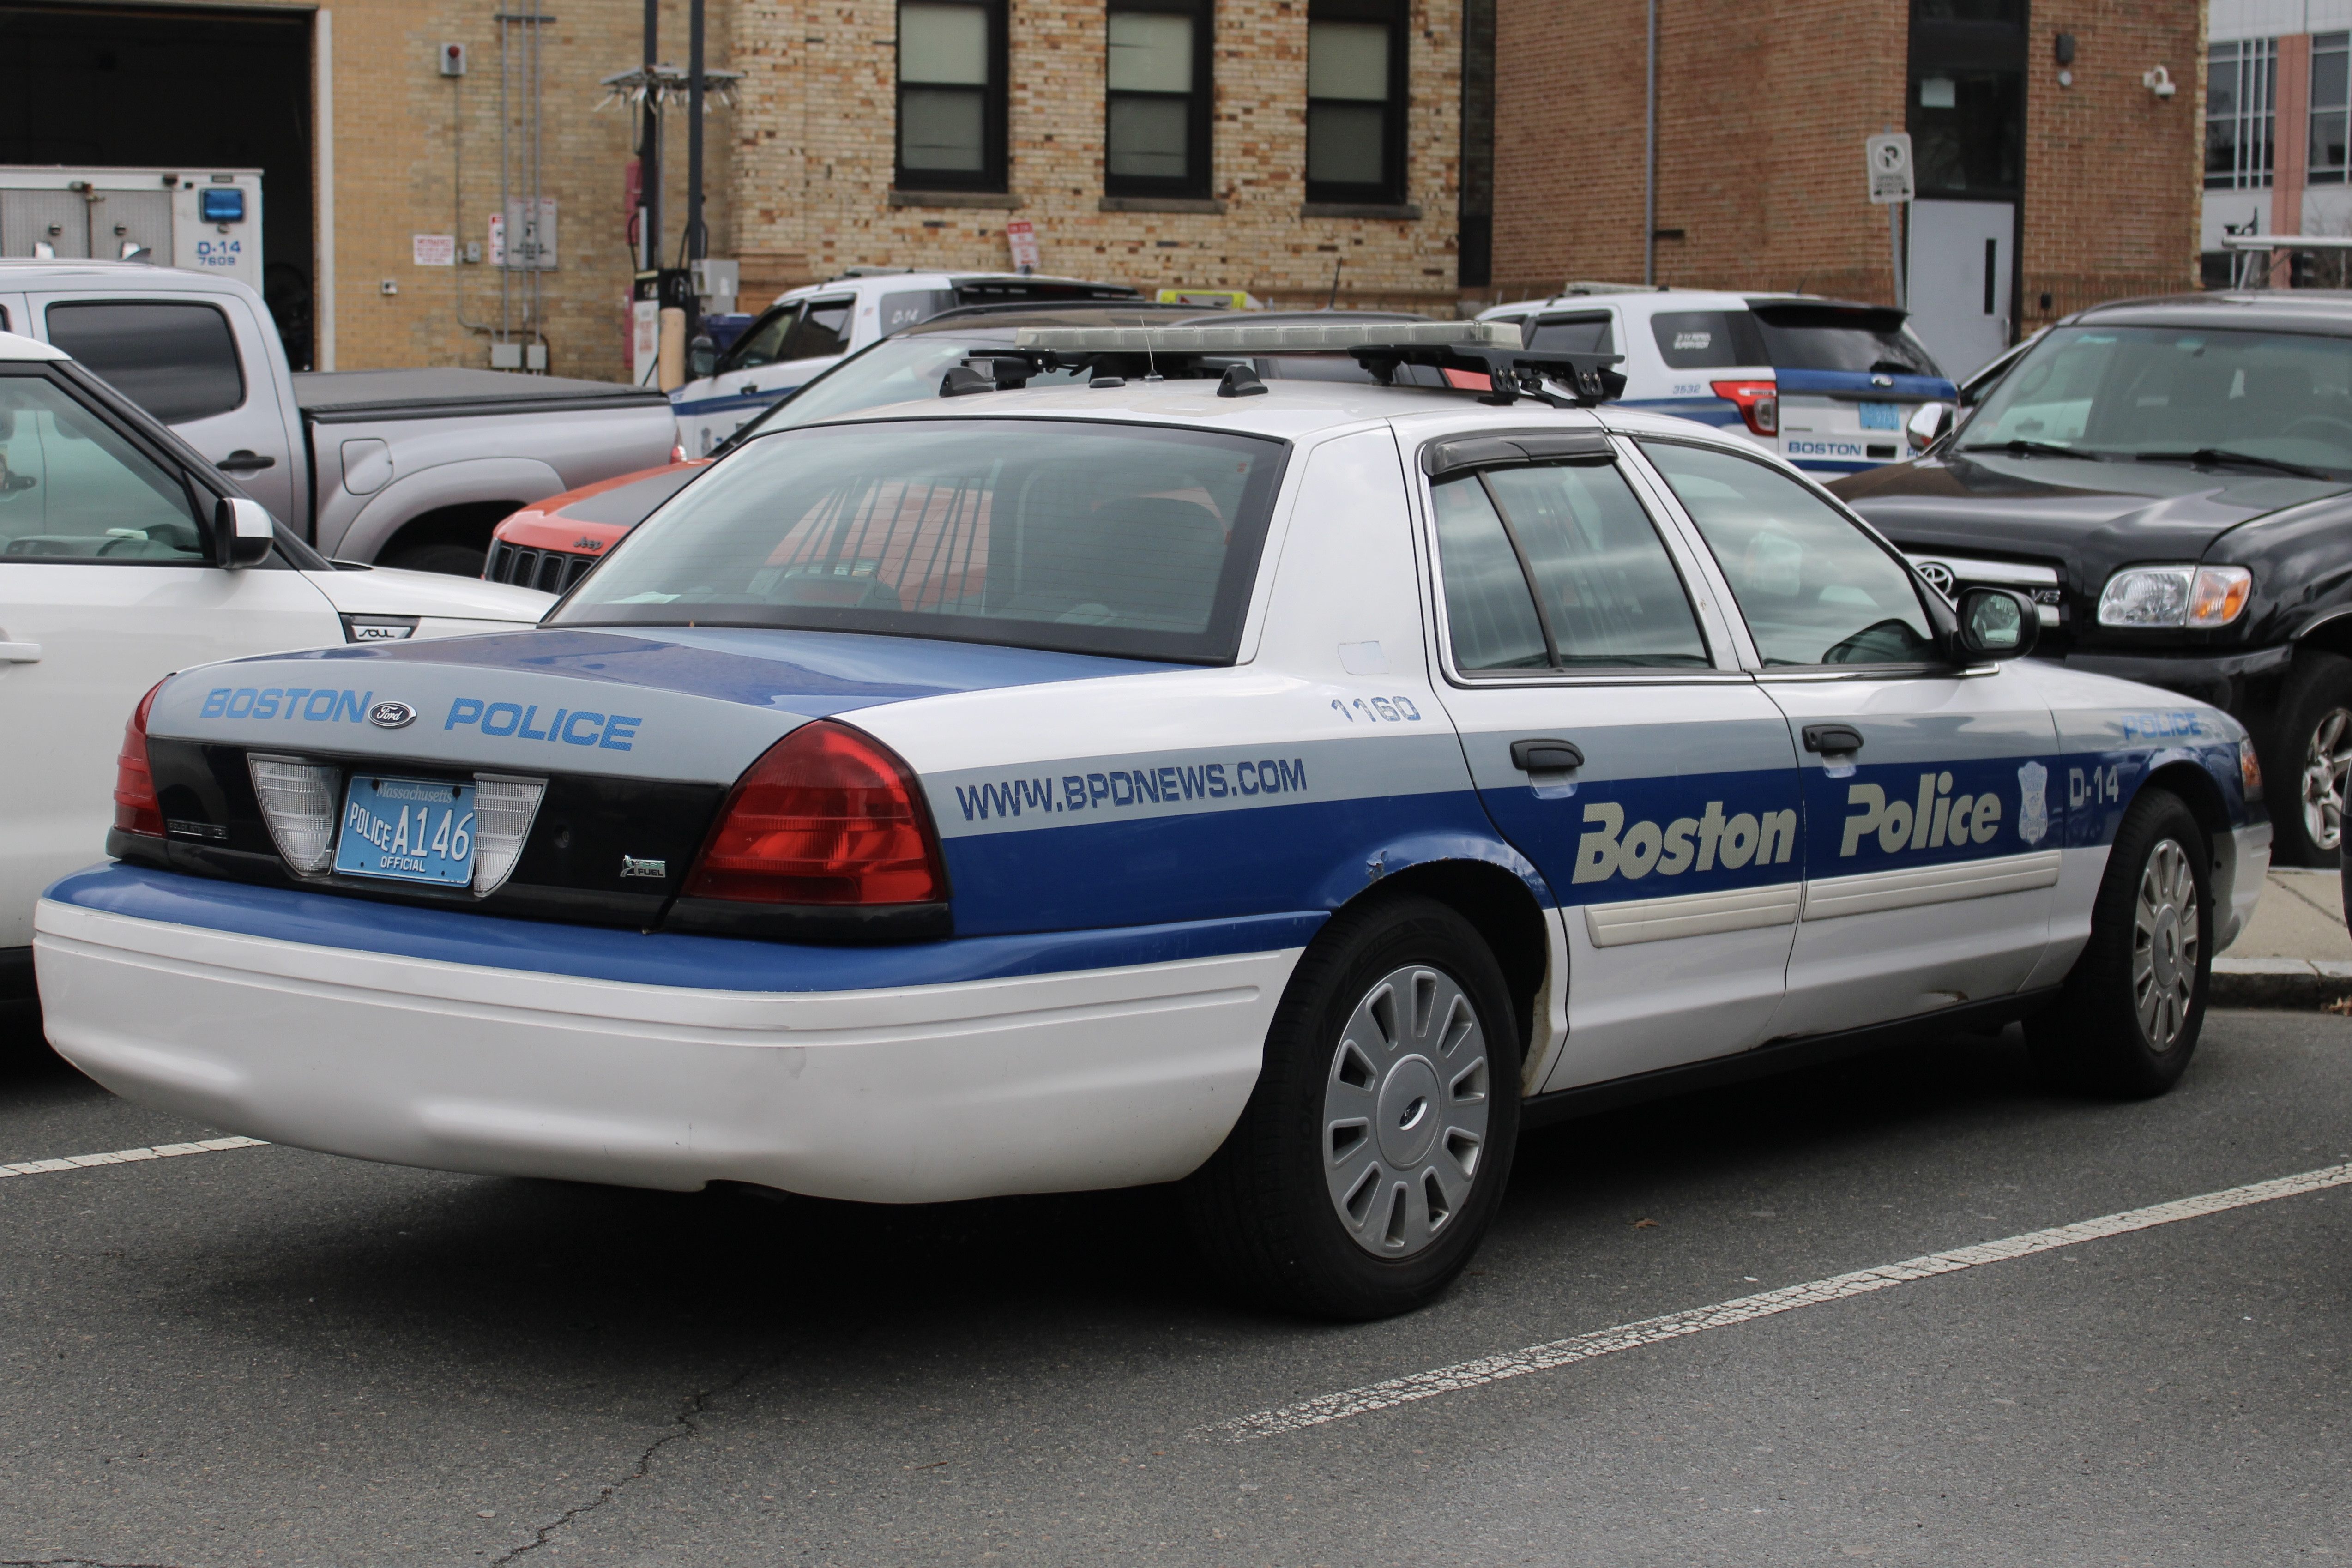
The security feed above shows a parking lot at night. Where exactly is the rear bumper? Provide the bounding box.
[32,882,1298,1203]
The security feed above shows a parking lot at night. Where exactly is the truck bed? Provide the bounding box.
[291,368,671,422]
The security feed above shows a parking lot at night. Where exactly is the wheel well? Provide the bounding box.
[2295,615,2352,666]
[380,501,524,562]
[1359,860,1550,1057]
[2144,759,2231,861]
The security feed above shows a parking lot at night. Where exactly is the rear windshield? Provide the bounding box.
[1748,303,1941,377]
[554,418,1288,663]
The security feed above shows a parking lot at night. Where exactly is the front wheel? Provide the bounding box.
[2026,787,2211,1098]
[2268,652,2352,867]
[1182,893,1521,1320]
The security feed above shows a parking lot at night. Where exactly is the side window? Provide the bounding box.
[0,374,204,562]
[878,289,957,333]
[1649,309,1766,371]
[717,304,801,374]
[1640,440,1936,667]
[1431,460,1711,672]
[1526,313,1614,355]
[788,297,855,361]
[43,302,245,424]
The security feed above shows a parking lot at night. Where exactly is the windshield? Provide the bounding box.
[726,337,1092,445]
[1749,304,1940,376]
[555,418,1288,663]
[1963,325,2352,472]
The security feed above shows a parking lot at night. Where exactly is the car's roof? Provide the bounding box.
[0,327,66,361]
[899,303,1433,337]
[778,271,1134,300]
[2069,290,2352,336]
[1484,289,1886,318]
[0,259,260,300]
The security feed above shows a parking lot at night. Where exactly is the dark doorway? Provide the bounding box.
[0,3,314,368]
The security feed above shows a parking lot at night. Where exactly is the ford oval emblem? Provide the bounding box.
[368,700,418,730]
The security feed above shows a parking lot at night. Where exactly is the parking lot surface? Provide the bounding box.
[2,1001,2345,1568]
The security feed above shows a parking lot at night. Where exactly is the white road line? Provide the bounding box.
[1204,1161,2352,1442]
[0,1135,269,1180]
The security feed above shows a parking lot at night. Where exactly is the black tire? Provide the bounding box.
[1181,892,1521,1320]
[381,542,489,579]
[2265,651,2352,867]
[2026,787,2212,1098]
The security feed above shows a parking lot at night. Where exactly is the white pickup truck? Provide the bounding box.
[0,260,678,574]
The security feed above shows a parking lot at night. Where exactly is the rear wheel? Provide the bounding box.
[2027,787,2211,1098]
[1182,893,1520,1320]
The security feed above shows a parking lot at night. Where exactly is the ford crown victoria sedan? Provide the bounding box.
[32,332,2268,1318]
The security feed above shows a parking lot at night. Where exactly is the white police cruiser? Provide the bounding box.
[1478,288,1959,475]
[33,321,2267,1319]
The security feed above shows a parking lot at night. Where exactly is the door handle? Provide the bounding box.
[217,449,277,472]
[1510,738,1585,772]
[0,641,42,663]
[1801,724,1864,754]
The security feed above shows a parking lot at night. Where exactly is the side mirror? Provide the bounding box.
[1906,401,1951,453]
[1955,586,2038,662]
[687,335,718,381]
[215,495,274,569]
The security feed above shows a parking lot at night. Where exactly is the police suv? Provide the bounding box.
[34,321,2266,1320]
[1478,289,1958,476]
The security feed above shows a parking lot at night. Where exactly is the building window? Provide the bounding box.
[897,0,1007,192]
[2207,38,2276,191]
[1305,0,1407,205]
[2314,33,2350,186]
[1105,0,1212,199]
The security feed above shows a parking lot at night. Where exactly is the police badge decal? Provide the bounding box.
[2016,760,2049,846]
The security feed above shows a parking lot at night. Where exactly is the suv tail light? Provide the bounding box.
[112,680,167,838]
[1711,379,1779,437]
[685,721,946,905]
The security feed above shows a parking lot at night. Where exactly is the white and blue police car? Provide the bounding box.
[1478,288,1960,475]
[34,321,2267,1319]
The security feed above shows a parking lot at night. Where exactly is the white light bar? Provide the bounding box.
[1013,320,1521,354]
[248,755,340,876]
[471,773,547,898]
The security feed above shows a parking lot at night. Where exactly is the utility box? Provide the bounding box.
[0,166,261,291]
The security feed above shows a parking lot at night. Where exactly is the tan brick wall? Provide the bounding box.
[730,0,1465,312]
[320,0,735,380]
[1492,0,2200,320]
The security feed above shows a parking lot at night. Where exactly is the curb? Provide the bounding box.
[2212,957,2352,1009]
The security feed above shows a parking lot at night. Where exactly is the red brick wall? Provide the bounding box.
[1493,0,2200,320]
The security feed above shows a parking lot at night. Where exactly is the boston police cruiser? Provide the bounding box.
[34,321,2268,1320]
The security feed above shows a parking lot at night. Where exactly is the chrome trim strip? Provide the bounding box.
[1583,881,1803,947]
[1801,850,2063,921]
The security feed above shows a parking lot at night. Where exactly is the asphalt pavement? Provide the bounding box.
[0,997,2345,1568]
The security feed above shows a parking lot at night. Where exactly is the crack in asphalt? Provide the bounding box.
[1,1559,188,1567]
[490,1363,770,1565]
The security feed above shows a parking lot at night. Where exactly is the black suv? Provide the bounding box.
[1833,292,2352,865]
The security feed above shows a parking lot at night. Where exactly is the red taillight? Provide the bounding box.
[685,721,946,906]
[670,443,688,464]
[112,680,167,838]
[1711,379,1779,437]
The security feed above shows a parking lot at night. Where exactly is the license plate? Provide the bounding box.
[334,774,476,887]
[1858,401,1901,430]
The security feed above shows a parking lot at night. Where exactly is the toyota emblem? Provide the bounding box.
[1914,561,1957,597]
[368,700,418,730]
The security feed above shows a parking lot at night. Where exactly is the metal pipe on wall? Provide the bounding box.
[641,0,659,270]
[314,8,334,371]
[685,0,706,264]
[1643,0,1657,287]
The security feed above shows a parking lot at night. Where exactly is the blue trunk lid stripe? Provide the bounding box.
[47,863,1325,992]
[220,628,1179,716]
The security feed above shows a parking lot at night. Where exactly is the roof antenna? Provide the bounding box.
[1144,333,1162,382]
[1327,256,1343,309]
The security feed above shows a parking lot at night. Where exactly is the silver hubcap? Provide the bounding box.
[2132,837,2201,1051]
[1323,965,1490,1258]
[2300,707,2352,852]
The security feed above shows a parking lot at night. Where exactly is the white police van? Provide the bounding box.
[35,321,2266,1319]
[669,269,1140,457]
[1478,288,1958,475]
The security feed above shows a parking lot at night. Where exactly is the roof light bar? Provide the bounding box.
[1013,320,1521,354]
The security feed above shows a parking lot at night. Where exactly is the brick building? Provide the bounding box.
[2201,0,2352,286]
[1486,0,2205,379]
[0,0,1474,382]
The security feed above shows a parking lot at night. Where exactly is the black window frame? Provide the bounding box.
[1304,0,1409,206]
[2313,32,2350,187]
[894,0,1010,195]
[1104,0,1215,200]
[43,299,247,426]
